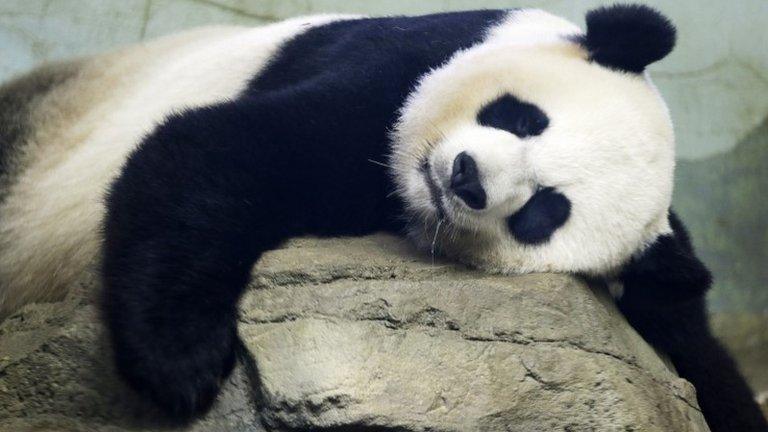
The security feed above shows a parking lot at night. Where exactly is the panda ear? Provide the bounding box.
[582,4,676,73]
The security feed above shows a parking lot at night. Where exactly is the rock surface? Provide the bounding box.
[0,234,710,431]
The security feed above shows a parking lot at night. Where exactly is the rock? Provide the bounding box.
[0,234,710,431]
[0,273,262,432]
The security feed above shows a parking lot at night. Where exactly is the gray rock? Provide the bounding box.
[0,234,710,431]
[0,273,262,432]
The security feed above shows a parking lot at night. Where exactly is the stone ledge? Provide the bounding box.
[0,234,710,431]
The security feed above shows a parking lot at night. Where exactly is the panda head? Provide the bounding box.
[390,5,677,276]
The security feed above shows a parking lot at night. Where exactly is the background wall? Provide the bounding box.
[1,0,766,396]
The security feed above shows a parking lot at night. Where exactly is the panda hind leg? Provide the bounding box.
[617,210,767,431]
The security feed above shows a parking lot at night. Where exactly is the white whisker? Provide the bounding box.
[431,217,444,265]
[367,159,393,169]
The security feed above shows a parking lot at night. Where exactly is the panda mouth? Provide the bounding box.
[420,160,446,220]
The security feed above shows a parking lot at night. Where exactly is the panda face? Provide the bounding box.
[391,19,675,276]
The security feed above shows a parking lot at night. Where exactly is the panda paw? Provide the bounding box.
[110,319,238,421]
[618,211,711,306]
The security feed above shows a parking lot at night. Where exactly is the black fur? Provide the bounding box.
[102,10,505,421]
[581,4,676,73]
[618,212,768,432]
[477,94,549,138]
[620,212,712,306]
[507,187,571,245]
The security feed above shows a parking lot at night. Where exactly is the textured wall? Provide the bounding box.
[1,0,766,392]
[2,1,766,160]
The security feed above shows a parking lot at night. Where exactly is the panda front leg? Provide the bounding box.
[101,105,310,420]
[102,227,258,420]
[617,211,768,432]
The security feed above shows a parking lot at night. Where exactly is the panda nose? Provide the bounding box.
[450,152,486,210]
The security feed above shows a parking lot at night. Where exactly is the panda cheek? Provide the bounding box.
[507,187,571,245]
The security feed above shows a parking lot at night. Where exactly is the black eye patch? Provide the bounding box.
[507,187,571,245]
[477,94,549,138]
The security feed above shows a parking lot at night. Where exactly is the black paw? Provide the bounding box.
[109,319,238,421]
[619,211,711,305]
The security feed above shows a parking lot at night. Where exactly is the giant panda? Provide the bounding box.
[0,4,765,431]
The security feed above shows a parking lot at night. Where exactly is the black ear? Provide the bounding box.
[582,4,676,73]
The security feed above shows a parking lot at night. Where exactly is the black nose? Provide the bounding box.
[450,152,486,210]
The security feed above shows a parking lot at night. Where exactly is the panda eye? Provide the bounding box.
[477,94,549,138]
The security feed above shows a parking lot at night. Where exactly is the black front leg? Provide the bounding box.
[102,105,298,420]
[617,211,767,432]
[102,233,249,419]
[618,212,712,306]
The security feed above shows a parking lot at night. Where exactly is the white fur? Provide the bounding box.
[0,15,355,317]
[391,9,675,277]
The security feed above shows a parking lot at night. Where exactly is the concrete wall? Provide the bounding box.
[2,1,766,160]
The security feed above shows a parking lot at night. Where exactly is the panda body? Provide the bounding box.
[0,6,765,431]
[0,15,351,316]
